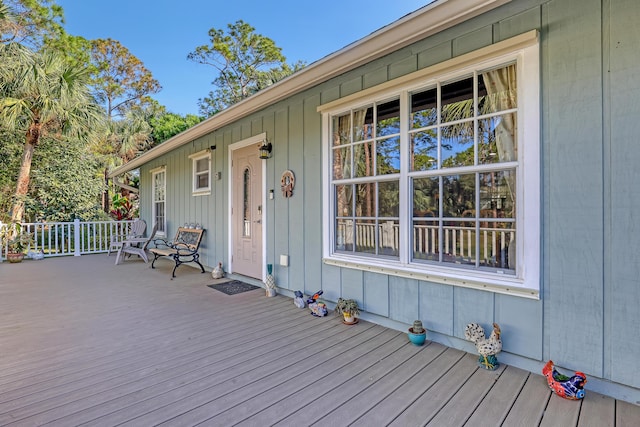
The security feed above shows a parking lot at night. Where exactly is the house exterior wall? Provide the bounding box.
[138,0,640,400]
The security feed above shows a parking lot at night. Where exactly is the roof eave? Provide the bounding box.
[109,0,511,178]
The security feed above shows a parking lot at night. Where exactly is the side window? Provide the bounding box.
[190,151,211,195]
[152,168,166,235]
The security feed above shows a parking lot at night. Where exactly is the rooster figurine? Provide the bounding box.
[464,322,502,370]
[542,360,586,400]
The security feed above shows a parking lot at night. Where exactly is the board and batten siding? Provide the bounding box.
[137,0,640,401]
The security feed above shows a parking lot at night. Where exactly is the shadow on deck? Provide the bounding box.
[0,255,638,426]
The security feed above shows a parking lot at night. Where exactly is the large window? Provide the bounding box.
[322,35,539,295]
[151,167,166,236]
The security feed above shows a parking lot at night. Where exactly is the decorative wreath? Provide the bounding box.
[281,170,295,198]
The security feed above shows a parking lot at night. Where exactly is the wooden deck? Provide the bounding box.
[0,255,638,426]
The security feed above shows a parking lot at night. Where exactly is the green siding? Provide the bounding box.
[135,0,640,398]
[609,0,640,388]
[546,0,604,377]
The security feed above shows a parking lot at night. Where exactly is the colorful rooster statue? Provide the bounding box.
[464,322,502,370]
[542,360,586,400]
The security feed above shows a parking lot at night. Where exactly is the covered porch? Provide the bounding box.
[0,255,637,426]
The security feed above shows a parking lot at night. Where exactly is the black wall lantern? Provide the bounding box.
[259,140,272,159]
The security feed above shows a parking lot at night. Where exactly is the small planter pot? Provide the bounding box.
[408,327,427,346]
[343,314,357,324]
[6,252,25,263]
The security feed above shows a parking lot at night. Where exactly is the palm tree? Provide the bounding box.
[0,42,105,222]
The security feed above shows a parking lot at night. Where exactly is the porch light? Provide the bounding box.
[258,140,272,159]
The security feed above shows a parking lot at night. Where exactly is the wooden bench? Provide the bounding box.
[150,227,206,278]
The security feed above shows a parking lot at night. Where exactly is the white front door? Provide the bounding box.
[231,144,263,279]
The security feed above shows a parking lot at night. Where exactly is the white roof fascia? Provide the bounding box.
[109,0,511,178]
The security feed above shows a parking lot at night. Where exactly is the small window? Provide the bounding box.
[151,167,166,236]
[190,151,211,195]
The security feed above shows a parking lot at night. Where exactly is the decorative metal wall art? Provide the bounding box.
[281,170,295,198]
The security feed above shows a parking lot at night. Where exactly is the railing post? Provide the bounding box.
[74,218,81,256]
[0,220,3,263]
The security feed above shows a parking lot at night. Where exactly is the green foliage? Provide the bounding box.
[0,221,33,253]
[335,298,360,317]
[24,136,105,221]
[1,0,64,47]
[150,112,204,144]
[109,193,136,220]
[188,20,305,116]
[90,38,161,117]
[0,41,106,221]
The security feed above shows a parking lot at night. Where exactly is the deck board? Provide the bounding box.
[349,348,467,426]
[464,365,530,426]
[425,363,507,426]
[0,255,638,427]
[502,374,551,426]
[577,393,615,427]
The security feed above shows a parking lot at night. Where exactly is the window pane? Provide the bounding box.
[355,219,376,254]
[355,183,375,217]
[441,76,474,123]
[332,146,351,179]
[413,177,439,217]
[154,172,165,200]
[335,184,353,217]
[411,87,437,129]
[354,142,374,178]
[411,130,437,171]
[443,174,475,218]
[336,218,353,251]
[243,168,251,237]
[332,114,350,146]
[377,136,400,175]
[378,220,399,257]
[441,124,474,168]
[479,222,515,271]
[479,171,515,219]
[443,220,475,266]
[479,63,517,115]
[377,99,400,137]
[197,173,208,189]
[413,219,439,261]
[353,106,373,142]
[378,181,399,217]
[196,158,208,173]
[478,113,517,164]
[155,202,165,232]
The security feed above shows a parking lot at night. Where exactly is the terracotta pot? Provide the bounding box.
[6,252,24,263]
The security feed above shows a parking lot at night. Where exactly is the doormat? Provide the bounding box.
[208,280,260,295]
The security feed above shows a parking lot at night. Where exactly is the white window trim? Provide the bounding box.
[320,31,540,299]
[150,166,167,237]
[189,149,211,196]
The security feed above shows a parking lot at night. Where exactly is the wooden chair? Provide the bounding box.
[115,223,158,265]
[149,227,206,278]
[107,219,146,256]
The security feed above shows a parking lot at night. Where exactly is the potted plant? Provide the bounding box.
[335,298,360,324]
[408,320,427,345]
[1,223,34,263]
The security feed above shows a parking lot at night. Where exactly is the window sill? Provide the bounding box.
[323,255,539,300]
[192,191,211,197]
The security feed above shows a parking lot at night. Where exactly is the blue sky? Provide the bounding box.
[56,0,430,116]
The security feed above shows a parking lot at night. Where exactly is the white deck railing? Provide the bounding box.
[339,221,515,268]
[1,219,136,261]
